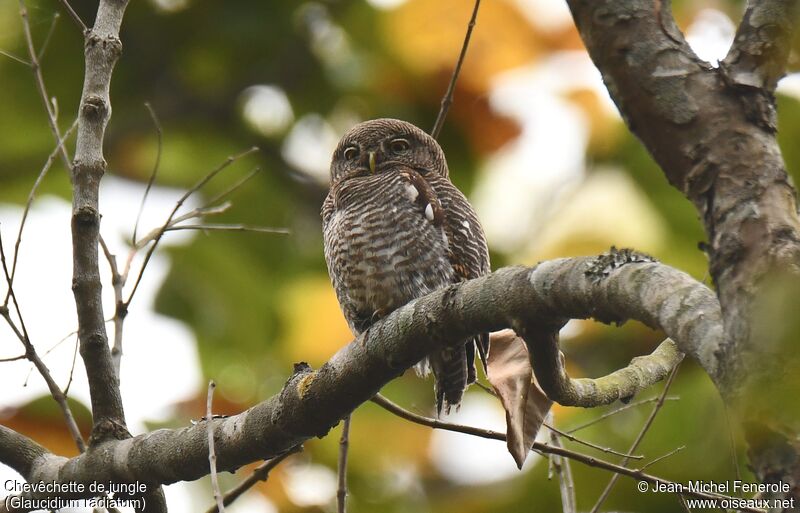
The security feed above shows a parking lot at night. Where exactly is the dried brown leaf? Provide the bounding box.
[487,329,553,468]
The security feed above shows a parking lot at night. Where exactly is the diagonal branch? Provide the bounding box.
[430,0,481,139]
[589,361,682,512]
[0,254,725,509]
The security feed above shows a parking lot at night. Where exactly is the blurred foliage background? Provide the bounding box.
[1,0,800,511]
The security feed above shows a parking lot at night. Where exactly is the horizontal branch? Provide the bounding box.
[0,254,722,506]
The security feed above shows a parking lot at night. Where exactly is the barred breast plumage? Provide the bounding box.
[322,118,490,414]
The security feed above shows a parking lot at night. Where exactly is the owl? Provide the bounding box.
[322,118,490,414]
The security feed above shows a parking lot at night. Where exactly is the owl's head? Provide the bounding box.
[329,118,448,184]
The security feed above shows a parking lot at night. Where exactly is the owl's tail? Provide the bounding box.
[429,336,484,415]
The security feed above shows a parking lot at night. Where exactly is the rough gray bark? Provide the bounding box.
[67,1,167,511]
[565,0,800,505]
[71,0,129,438]
[0,256,720,510]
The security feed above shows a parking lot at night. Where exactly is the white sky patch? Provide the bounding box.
[282,461,338,507]
[685,9,736,66]
[365,0,408,10]
[241,85,294,137]
[0,177,204,512]
[513,0,574,33]
[150,0,190,13]
[778,73,800,101]
[282,114,341,185]
[429,394,540,484]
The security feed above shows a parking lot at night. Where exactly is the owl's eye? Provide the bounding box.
[343,146,359,160]
[389,138,410,153]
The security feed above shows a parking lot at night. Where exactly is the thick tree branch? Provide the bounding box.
[566,0,800,499]
[0,426,52,481]
[0,255,722,506]
[723,0,800,91]
[71,0,130,437]
[565,0,800,394]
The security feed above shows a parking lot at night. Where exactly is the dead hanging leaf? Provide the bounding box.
[487,329,553,469]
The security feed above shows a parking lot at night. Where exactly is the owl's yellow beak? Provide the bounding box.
[368,151,376,174]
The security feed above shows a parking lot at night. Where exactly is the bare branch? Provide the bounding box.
[125,147,259,308]
[640,445,685,471]
[589,362,682,513]
[132,203,232,251]
[369,395,759,510]
[0,256,736,510]
[0,426,50,479]
[5,119,78,306]
[0,49,30,67]
[131,103,163,246]
[70,0,131,437]
[56,0,87,32]
[36,13,59,62]
[722,0,800,91]
[99,236,125,377]
[547,426,577,513]
[544,423,641,460]
[0,354,27,362]
[204,446,302,513]
[19,0,71,172]
[163,224,290,235]
[430,0,480,139]
[206,381,225,513]
[202,167,261,208]
[337,415,351,513]
[565,396,681,434]
[0,230,86,452]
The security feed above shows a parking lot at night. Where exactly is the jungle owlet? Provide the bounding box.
[322,118,490,414]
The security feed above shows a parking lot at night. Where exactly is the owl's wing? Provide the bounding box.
[428,175,491,374]
[321,190,334,228]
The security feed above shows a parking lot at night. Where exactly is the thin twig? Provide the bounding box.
[132,204,232,252]
[0,49,30,66]
[124,147,259,308]
[337,415,351,513]
[548,425,577,513]
[678,493,693,513]
[132,103,163,246]
[721,401,742,482]
[369,393,760,510]
[0,230,86,452]
[430,0,481,139]
[63,335,80,395]
[206,381,225,513]
[544,422,642,460]
[5,120,78,306]
[0,354,27,362]
[565,396,680,434]
[640,445,685,471]
[99,235,125,377]
[36,13,60,62]
[130,168,265,252]
[19,0,71,172]
[202,168,261,209]
[589,361,683,513]
[164,224,290,235]
[56,0,86,32]
[204,445,302,513]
